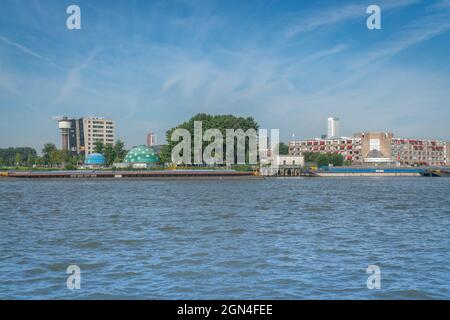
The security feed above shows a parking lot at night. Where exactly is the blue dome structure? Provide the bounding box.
[85,153,107,165]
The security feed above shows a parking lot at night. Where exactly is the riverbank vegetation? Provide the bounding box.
[0,139,127,169]
[303,152,344,167]
[92,140,127,165]
[0,147,37,167]
[159,113,259,164]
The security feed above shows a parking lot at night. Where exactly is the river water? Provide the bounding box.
[0,178,449,299]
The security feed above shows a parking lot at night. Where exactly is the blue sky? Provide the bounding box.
[1,0,450,150]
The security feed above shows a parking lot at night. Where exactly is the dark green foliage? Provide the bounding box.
[93,141,104,154]
[303,152,344,167]
[92,140,127,165]
[0,147,37,166]
[102,140,127,165]
[162,113,259,164]
[1,139,127,168]
[113,140,127,162]
[277,142,289,155]
[64,164,77,170]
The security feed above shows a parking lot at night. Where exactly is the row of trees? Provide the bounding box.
[159,113,259,164]
[157,113,339,166]
[0,147,38,166]
[0,145,69,167]
[41,143,86,167]
[303,152,344,167]
[0,140,127,168]
[92,140,127,165]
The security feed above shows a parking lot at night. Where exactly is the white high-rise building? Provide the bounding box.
[327,117,340,138]
[83,117,115,155]
[147,132,156,147]
[56,116,115,156]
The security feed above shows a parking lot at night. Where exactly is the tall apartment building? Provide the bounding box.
[147,132,156,147]
[60,117,115,156]
[327,117,340,138]
[83,117,115,155]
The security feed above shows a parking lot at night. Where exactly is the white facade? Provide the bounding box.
[273,155,304,167]
[147,132,156,147]
[327,117,340,138]
[131,163,148,169]
[260,155,304,176]
[83,117,115,155]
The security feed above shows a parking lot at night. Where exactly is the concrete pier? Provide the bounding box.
[1,170,262,180]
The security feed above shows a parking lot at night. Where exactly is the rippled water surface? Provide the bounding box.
[1,178,450,299]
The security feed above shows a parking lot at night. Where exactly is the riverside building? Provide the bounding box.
[355,132,396,165]
[58,116,115,156]
[392,138,449,166]
[289,117,449,165]
[289,134,449,166]
[289,137,360,162]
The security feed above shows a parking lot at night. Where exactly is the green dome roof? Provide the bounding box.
[124,145,160,164]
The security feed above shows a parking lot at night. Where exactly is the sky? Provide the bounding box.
[0,0,450,151]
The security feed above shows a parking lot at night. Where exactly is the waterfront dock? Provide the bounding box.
[312,167,425,177]
[0,170,262,180]
[2,168,448,179]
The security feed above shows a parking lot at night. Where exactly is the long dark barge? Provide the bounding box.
[0,170,262,180]
[421,169,450,177]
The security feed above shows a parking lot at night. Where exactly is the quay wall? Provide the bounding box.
[315,172,421,177]
[1,170,262,180]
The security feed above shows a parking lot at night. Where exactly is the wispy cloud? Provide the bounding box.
[1,0,450,148]
[162,61,213,97]
[286,0,419,37]
[53,48,102,105]
[0,35,57,67]
[286,4,363,37]
[310,8,450,97]
[303,44,348,63]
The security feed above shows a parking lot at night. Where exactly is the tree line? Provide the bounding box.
[92,140,127,165]
[303,152,345,167]
[0,147,37,166]
[0,139,127,168]
[159,113,259,164]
